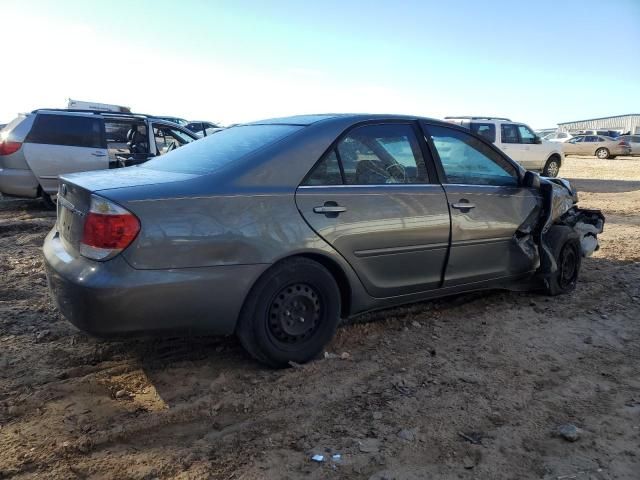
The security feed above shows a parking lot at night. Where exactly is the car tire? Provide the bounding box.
[595,147,610,160]
[236,257,342,368]
[543,226,582,296]
[41,193,56,210]
[542,156,561,177]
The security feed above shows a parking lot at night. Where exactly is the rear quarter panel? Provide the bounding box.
[118,185,331,269]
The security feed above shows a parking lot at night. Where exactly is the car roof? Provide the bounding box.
[243,113,448,127]
[444,116,513,123]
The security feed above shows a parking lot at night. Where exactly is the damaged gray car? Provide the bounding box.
[43,114,604,367]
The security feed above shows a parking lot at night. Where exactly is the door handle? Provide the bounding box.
[451,201,476,210]
[313,201,346,218]
[91,152,107,157]
[313,205,347,214]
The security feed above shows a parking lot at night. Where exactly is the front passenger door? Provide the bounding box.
[423,123,540,287]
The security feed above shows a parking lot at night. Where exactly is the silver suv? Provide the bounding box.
[445,116,564,177]
[0,109,198,207]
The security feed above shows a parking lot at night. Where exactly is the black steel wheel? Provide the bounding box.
[543,226,582,296]
[557,242,580,291]
[236,258,341,368]
[267,283,322,344]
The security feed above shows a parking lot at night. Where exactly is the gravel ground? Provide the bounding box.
[0,156,639,479]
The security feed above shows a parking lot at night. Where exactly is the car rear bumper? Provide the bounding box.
[0,167,39,198]
[43,228,267,336]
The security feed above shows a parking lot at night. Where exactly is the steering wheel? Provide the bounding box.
[165,141,178,154]
[385,162,406,183]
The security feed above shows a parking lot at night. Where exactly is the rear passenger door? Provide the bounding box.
[295,122,451,297]
[22,114,108,194]
[422,122,540,286]
[498,123,529,167]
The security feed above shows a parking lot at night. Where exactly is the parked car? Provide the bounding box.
[185,121,223,137]
[445,116,564,177]
[0,109,198,207]
[535,128,556,138]
[44,114,604,367]
[563,135,631,159]
[579,129,621,138]
[156,116,189,127]
[618,135,640,155]
[543,131,574,143]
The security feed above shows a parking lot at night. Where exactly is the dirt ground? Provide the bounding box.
[1,156,639,480]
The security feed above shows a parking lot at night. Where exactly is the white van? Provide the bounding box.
[0,109,198,207]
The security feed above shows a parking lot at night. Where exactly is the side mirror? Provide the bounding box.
[523,170,541,189]
[534,136,542,144]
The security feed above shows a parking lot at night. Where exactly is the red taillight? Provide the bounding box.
[0,141,22,155]
[80,195,140,260]
[618,141,629,146]
[83,212,140,248]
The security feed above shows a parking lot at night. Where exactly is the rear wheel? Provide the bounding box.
[236,258,341,368]
[595,147,610,160]
[542,156,561,177]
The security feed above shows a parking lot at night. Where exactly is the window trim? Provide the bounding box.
[300,120,437,187]
[420,120,523,187]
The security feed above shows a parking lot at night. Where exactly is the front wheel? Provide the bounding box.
[236,258,342,368]
[543,226,582,296]
[542,157,561,177]
[596,147,610,160]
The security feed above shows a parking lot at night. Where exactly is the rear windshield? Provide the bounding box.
[140,124,303,174]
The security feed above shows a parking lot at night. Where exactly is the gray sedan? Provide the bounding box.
[44,114,604,367]
[563,135,631,159]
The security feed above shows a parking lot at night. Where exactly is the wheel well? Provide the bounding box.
[290,253,352,318]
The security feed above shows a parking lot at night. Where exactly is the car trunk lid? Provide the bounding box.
[56,167,197,255]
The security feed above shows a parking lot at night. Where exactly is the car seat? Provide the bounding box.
[127,126,149,154]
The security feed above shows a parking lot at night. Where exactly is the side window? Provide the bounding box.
[336,124,427,185]
[303,150,343,186]
[517,125,537,144]
[153,126,195,155]
[585,136,598,142]
[105,121,136,144]
[27,114,103,148]
[470,123,496,143]
[500,124,519,144]
[427,125,519,187]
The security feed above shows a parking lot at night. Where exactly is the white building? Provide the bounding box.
[558,114,640,135]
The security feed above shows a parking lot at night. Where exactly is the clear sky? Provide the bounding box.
[1,0,639,128]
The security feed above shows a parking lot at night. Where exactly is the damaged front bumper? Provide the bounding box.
[541,178,605,258]
[514,176,605,285]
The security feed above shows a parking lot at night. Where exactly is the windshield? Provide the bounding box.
[140,124,303,175]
